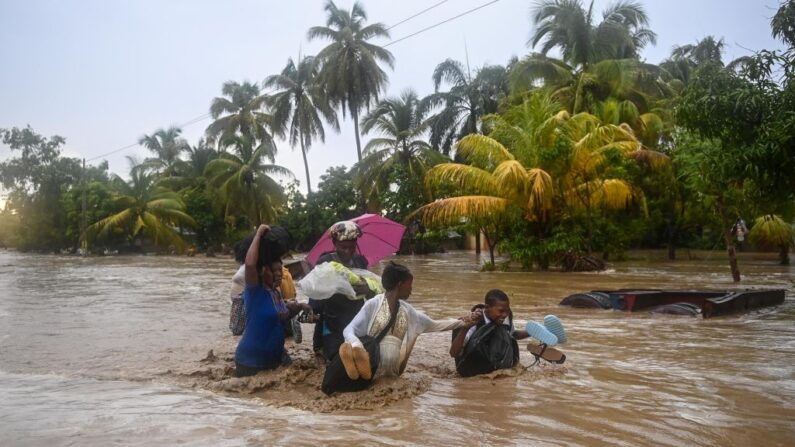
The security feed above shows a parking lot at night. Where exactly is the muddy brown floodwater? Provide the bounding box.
[0,249,793,446]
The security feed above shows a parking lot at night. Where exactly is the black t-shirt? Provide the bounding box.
[312,252,369,334]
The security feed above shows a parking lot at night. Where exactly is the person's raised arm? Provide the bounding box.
[245,225,269,287]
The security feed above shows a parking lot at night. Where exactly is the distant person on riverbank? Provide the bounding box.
[229,235,300,339]
[450,290,566,377]
[322,262,476,394]
[234,225,312,377]
[310,221,377,361]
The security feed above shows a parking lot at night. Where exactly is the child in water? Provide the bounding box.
[450,289,566,377]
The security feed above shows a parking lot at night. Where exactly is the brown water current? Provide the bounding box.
[0,249,793,446]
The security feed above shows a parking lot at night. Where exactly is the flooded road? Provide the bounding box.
[0,250,793,446]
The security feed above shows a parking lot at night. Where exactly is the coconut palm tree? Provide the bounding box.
[352,89,446,209]
[264,55,339,194]
[660,36,756,85]
[415,99,665,259]
[414,133,555,264]
[530,0,656,67]
[557,112,661,252]
[592,98,667,148]
[138,126,190,176]
[660,36,726,86]
[204,134,293,225]
[510,52,677,116]
[308,0,394,163]
[671,36,725,66]
[512,0,667,114]
[157,139,218,192]
[206,81,275,159]
[421,60,509,155]
[84,158,196,250]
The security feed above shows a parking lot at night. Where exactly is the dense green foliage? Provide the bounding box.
[1,0,792,275]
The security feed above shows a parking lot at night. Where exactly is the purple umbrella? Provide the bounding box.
[305,214,406,267]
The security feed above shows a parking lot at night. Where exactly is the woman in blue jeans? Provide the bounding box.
[235,224,312,377]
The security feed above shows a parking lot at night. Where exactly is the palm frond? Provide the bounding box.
[509,53,574,91]
[85,208,134,241]
[432,59,468,90]
[141,211,186,250]
[150,207,197,228]
[525,168,554,220]
[455,134,514,169]
[629,148,669,169]
[493,160,530,199]
[425,163,499,196]
[412,196,509,226]
[592,179,634,209]
[146,198,186,211]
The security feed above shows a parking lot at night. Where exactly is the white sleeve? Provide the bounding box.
[343,298,378,348]
[230,265,245,301]
[415,309,465,333]
[463,325,477,344]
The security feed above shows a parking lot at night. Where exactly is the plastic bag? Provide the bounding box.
[298,262,384,300]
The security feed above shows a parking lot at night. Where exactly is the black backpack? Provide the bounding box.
[454,314,519,377]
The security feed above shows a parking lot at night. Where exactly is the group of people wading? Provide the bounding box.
[229,221,567,395]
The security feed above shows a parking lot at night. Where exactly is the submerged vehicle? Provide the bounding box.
[559,289,786,318]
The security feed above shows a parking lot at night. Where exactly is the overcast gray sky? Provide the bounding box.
[0,0,786,199]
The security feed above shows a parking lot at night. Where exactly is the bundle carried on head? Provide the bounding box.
[261,226,293,262]
[298,261,384,300]
[235,226,294,266]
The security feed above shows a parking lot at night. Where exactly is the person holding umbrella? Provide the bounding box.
[310,221,378,361]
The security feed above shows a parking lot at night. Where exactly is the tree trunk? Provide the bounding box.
[484,229,496,265]
[538,225,550,271]
[574,72,586,113]
[725,234,741,282]
[717,197,741,282]
[585,206,593,255]
[475,229,481,255]
[666,210,676,260]
[351,108,366,211]
[352,108,363,163]
[780,244,791,266]
[253,192,262,226]
[300,137,312,195]
[81,158,88,256]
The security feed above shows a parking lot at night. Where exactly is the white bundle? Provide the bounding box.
[298,262,383,300]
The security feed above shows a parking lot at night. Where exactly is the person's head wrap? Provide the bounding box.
[329,221,362,242]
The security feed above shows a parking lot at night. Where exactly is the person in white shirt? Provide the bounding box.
[339,262,478,381]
